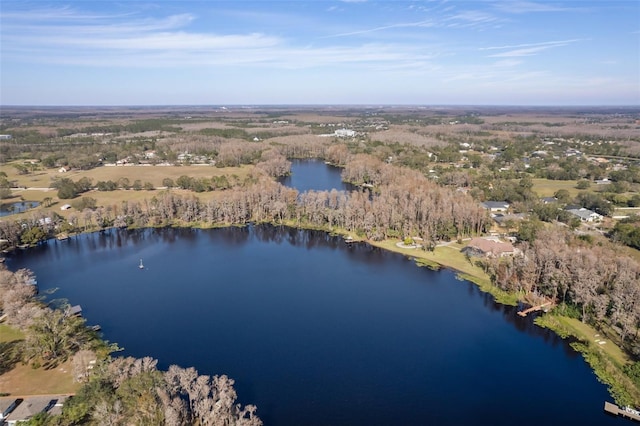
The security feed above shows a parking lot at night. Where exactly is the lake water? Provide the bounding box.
[0,201,40,217]
[279,159,353,193]
[6,226,618,425]
[4,160,620,425]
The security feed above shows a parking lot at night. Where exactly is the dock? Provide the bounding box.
[517,302,552,317]
[604,401,640,422]
[68,305,82,317]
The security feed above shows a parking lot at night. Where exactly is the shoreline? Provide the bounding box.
[2,220,639,407]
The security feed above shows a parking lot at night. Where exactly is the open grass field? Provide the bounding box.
[560,317,630,367]
[531,178,581,197]
[0,360,79,396]
[0,324,78,396]
[0,163,254,189]
[0,163,255,219]
[0,324,24,343]
[371,239,490,283]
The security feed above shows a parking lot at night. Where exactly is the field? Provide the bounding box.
[0,163,255,218]
[531,178,581,197]
[0,361,79,396]
[0,324,79,396]
[0,163,254,189]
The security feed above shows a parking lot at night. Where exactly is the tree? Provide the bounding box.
[57,184,77,199]
[516,219,543,242]
[176,175,194,190]
[576,179,591,189]
[554,189,572,204]
[26,308,91,364]
[20,226,47,246]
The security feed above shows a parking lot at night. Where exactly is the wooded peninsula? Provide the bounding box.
[1,105,639,424]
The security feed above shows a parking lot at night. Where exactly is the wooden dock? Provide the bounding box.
[604,401,640,422]
[517,302,552,317]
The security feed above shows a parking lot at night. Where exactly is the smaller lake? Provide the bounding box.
[0,201,40,217]
[279,159,353,193]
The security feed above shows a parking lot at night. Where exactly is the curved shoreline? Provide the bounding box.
[3,219,640,407]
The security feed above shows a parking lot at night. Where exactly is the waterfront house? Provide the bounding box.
[462,237,517,258]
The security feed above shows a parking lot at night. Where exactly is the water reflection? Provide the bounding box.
[0,200,40,216]
[5,224,617,426]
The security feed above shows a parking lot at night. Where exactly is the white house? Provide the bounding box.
[334,129,356,138]
[567,208,603,222]
[481,201,510,213]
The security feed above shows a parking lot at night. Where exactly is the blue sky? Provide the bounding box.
[1,1,638,105]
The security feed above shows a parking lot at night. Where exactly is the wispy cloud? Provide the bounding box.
[0,7,441,70]
[320,19,434,38]
[481,39,583,57]
[491,1,577,14]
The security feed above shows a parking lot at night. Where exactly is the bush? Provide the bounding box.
[624,361,640,387]
[576,180,591,189]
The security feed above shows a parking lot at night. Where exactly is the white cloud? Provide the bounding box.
[321,19,434,38]
[482,39,583,57]
[492,1,576,14]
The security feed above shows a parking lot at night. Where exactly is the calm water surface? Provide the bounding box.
[0,201,40,217]
[279,159,352,193]
[7,226,617,426]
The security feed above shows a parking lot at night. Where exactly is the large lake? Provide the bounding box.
[5,161,619,425]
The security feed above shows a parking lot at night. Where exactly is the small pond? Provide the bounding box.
[0,200,40,217]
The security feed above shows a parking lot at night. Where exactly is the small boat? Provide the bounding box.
[139,259,144,269]
[90,325,101,332]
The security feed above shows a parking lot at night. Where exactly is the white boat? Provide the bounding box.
[139,259,144,269]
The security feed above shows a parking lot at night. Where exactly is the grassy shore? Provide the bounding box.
[535,314,640,406]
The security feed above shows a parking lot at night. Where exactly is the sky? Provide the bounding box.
[1,0,639,106]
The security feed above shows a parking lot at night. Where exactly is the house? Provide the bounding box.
[481,201,510,213]
[540,197,558,204]
[567,208,603,222]
[595,178,612,185]
[492,213,527,227]
[462,237,517,258]
[4,396,69,425]
[334,129,356,138]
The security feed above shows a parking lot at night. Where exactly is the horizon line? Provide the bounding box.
[2,104,639,109]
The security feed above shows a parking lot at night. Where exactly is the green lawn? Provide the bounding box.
[531,178,580,197]
[0,324,24,343]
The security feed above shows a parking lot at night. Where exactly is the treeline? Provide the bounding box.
[1,157,488,245]
[482,227,640,356]
[0,267,262,426]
